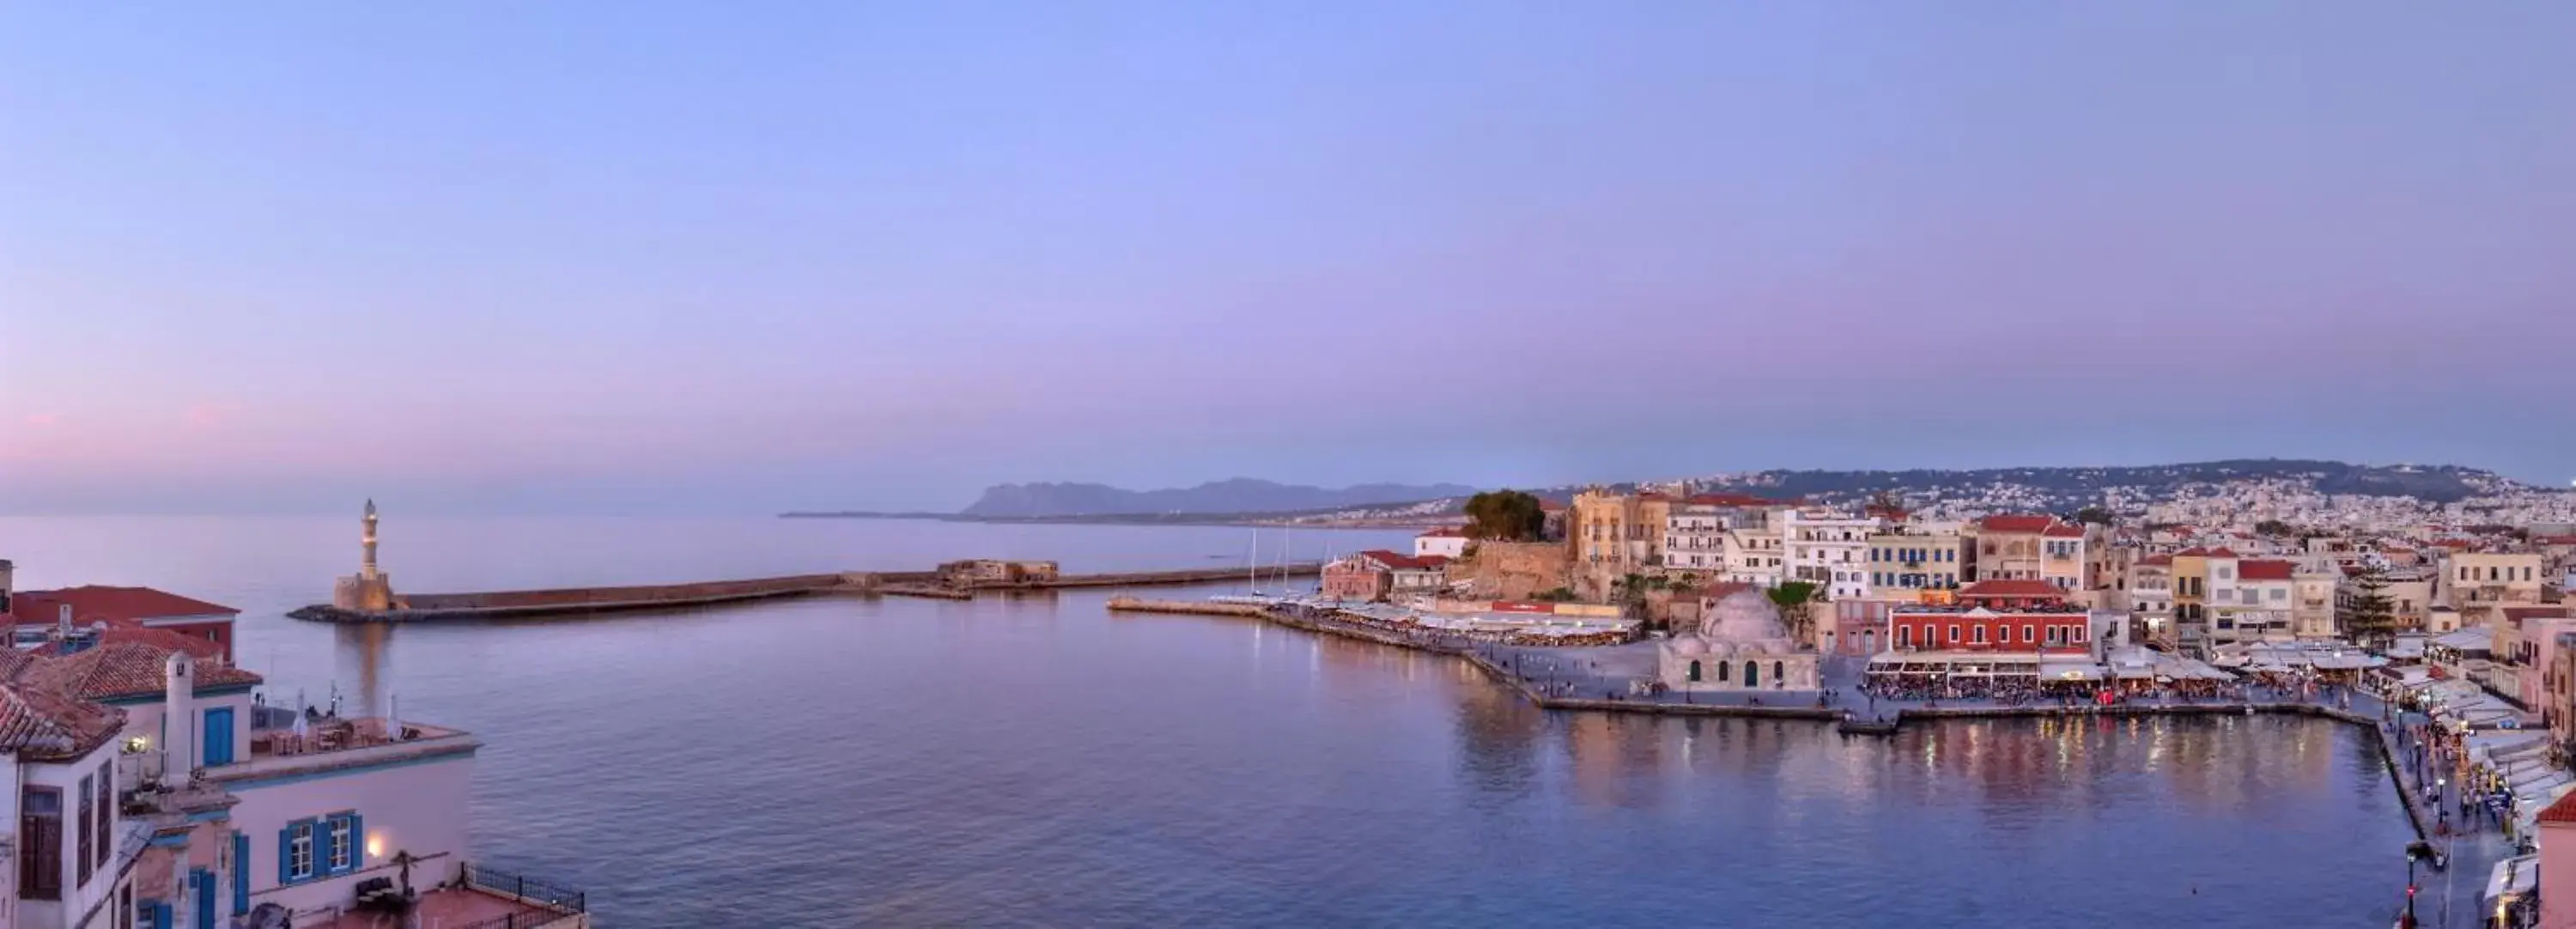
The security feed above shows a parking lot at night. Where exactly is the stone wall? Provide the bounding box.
[396,574,850,611]
[1454,541,1571,600]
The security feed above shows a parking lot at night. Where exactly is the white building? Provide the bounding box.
[1664,507,1728,572]
[1722,526,1784,588]
[0,621,586,929]
[1780,510,1879,600]
[1412,528,1468,561]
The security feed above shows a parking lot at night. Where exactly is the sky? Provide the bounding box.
[3,3,2572,515]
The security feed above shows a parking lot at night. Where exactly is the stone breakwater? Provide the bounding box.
[293,564,1321,622]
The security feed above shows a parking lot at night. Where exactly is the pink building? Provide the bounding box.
[1321,551,1447,602]
[2541,792,2576,928]
[2509,606,2576,717]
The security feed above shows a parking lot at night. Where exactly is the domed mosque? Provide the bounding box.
[1659,587,1820,692]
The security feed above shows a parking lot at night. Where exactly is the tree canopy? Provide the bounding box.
[2255,519,2297,537]
[2342,566,2398,649]
[2073,506,2115,525]
[1462,489,1546,541]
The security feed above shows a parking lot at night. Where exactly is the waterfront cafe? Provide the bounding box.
[2099,644,2235,691]
[2207,641,2388,684]
[1865,652,2046,681]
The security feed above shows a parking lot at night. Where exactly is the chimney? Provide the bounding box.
[57,604,71,644]
[162,653,196,789]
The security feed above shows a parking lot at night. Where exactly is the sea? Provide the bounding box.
[0,515,2426,928]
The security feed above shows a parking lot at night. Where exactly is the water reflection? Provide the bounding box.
[333,622,393,716]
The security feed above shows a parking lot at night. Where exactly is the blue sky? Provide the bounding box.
[3,3,2571,514]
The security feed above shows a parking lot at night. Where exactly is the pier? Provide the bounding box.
[293,564,1321,622]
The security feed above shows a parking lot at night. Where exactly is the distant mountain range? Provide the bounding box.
[780,460,2561,525]
[957,478,1480,518]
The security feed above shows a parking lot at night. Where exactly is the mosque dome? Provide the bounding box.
[1698,589,1790,644]
[1668,636,1708,657]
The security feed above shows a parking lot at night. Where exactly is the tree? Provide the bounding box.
[2342,566,2398,650]
[2255,519,2296,537]
[1462,490,1546,542]
[2074,506,2114,525]
[1767,580,1826,645]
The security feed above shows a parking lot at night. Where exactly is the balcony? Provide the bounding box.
[310,862,587,929]
[204,713,481,786]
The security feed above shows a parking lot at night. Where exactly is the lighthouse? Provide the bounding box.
[332,499,398,612]
[361,498,381,578]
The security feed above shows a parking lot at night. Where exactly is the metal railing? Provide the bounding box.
[461,862,587,914]
[449,910,580,929]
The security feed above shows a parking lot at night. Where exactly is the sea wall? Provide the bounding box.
[396,574,853,611]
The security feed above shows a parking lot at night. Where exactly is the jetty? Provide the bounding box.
[292,564,1320,623]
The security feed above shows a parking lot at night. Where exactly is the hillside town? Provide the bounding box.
[1299,486,2576,926]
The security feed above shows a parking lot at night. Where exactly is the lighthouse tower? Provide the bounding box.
[332,499,398,611]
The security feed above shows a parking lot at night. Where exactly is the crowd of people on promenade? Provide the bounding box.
[1269,603,1635,649]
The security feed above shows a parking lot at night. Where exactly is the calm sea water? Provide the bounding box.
[0,516,2420,927]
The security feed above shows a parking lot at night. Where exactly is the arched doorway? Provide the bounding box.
[1687,660,1702,682]
[1744,660,1759,688]
[1774,661,1785,688]
[1718,661,1729,683]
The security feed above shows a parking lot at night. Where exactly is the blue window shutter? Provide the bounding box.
[348,813,365,871]
[276,826,292,884]
[232,832,251,914]
[152,902,172,929]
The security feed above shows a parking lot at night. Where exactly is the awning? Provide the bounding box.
[2040,662,2104,681]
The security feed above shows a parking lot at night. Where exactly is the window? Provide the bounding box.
[1971,625,1987,644]
[288,821,315,882]
[329,816,354,872]
[2215,566,2233,580]
[94,762,111,872]
[76,774,93,886]
[2022,624,2036,643]
[22,786,61,900]
[1947,624,1961,646]
[2269,588,2286,602]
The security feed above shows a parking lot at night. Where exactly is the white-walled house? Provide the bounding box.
[0,628,585,929]
[1413,529,1469,561]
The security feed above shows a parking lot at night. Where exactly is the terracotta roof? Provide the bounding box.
[2041,525,2086,538]
[2538,790,2576,825]
[2534,536,2576,547]
[1351,550,1446,571]
[0,681,126,762]
[2175,547,2208,557]
[2504,606,2572,623]
[2238,560,2294,581]
[1697,581,1756,603]
[1978,514,2057,534]
[1687,494,1775,507]
[9,586,239,628]
[2433,539,2474,550]
[21,641,261,702]
[1959,580,2063,598]
[2205,548,2240,559]
[2136,555,2173,568]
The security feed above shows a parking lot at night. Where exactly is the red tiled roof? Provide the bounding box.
[1959,580,2063,598]
[2042,525,2086,538]
[21,641,262,702]
[1687,494,1775,507]
[2175,547,2208,557]
[2433,539,2474,550]
[2136,555,2173,567]
[1352,550,1446,571]
[2238,560,2295,581]
[2205,548,2240,559]
[0,679,125,762]
[2504,606,2572,623]
[2534,536,2576,547]
[2538,790,2576,825]
[1698,581,1756,603]
[1978,514,2057,534]
[9,586,239,628]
